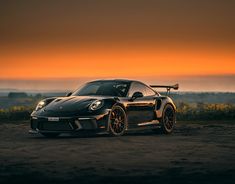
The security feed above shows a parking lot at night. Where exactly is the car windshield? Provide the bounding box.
[72,81,130,97]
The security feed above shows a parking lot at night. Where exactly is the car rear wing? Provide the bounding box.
[150,84,179,95]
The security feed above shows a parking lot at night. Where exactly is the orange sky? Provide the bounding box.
[1,44,234,79]
[0,1,235,83]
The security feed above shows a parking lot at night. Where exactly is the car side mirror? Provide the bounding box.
[66,92,72,97]
[130,91,144,101]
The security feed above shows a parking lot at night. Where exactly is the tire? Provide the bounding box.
[160,104,176,134]
[108,105,127,136]
[41,133,60,138]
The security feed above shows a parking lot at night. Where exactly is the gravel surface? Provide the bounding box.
[0,121,234,184]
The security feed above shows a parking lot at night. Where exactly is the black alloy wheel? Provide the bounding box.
[109,105,127,136]
[161,104,175,134]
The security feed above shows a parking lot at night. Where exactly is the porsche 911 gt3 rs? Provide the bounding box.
[30,79,179,137]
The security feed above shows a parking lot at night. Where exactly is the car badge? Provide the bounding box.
[59,106,63,110]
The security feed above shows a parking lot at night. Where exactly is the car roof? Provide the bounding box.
[88,79,141,84]
[83,79,159,95]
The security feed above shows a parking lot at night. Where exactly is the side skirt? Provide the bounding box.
[127,120,161,131]
[137,120,160,127]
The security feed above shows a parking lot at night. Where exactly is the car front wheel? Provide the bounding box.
[108,105,127,136]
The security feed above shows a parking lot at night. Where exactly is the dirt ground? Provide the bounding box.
[0,121,234,184]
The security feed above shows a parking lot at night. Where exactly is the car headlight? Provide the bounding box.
[89,100,103,111]
[35,101,46,111]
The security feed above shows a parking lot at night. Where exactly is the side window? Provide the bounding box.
[145,86,156,96]
[128,82,156,97]
[128,82,144,97]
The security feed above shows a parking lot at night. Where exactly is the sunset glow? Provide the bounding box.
[1,44,234,79]
[0,1,234,91]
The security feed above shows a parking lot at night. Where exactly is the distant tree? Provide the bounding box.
[8,92,28,98]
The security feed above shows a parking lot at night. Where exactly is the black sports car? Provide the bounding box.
[30,79,179,137]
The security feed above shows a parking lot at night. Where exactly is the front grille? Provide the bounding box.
[38,119,74,131]
[41,122,72,131]
[79,119,97,129]
[31,117,99,131]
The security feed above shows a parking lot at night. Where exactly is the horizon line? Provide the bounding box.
[0,74,235,81]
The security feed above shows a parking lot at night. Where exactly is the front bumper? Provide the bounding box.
[30,111,110,134]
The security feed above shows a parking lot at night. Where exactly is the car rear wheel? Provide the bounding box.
[108,105,127,136]
[160,104,175,134]
[41,133,60,138]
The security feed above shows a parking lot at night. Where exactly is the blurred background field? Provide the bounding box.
[0,91,234,121]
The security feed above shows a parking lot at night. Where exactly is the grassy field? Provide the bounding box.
[0,103,235,121]
[0,92,234,121]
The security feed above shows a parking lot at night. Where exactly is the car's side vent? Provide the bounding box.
[156,99,162,110]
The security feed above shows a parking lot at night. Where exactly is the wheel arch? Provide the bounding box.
[155,96,176,119]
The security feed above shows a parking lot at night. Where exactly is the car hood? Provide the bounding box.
[31,96,117,117]
[45,96,97,112]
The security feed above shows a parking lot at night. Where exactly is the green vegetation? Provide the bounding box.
[0,106,33,121]
[0,103,234,121]
[0,92,234,121]
[176,102,235,121]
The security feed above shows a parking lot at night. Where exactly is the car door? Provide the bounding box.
[126,82,156,128]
